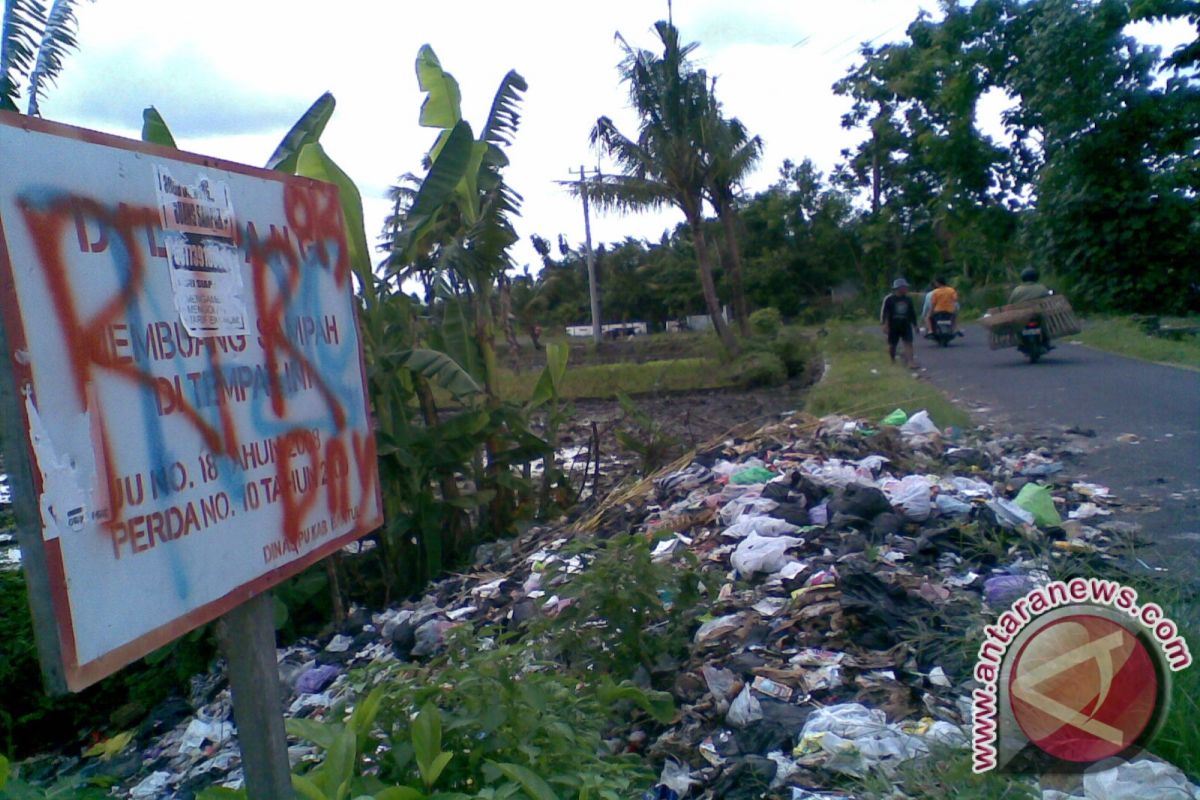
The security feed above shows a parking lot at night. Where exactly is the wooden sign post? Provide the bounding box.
[0,112,382,796]
[215,593,294,798]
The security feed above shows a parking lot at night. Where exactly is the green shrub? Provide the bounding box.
[371,630,659,796]
[748,307,783,337]
[771,328,816,378]
[735,350,786,388]
[546,533,709,679]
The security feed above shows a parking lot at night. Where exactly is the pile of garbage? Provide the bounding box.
[20,409,1195,799]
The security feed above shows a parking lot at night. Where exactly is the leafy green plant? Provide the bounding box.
[734,350,786,388]
[769,327,815,378]
[0,752,111,799]
[548,533,707,680]
[527,342,573,515]
[748,307,782,337]
[614,391,678,475]
[371,629,658,798]
[286,686,398,800]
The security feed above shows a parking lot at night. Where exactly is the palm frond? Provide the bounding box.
[25,0,77,116]
[571,174,674,214]
[1,0,46,112]
[480,69,527,149]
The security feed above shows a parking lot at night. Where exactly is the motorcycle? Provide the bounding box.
[928,312,956,347]
[1017,317,1050,363]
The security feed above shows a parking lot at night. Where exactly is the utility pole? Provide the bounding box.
[573,165,602,344]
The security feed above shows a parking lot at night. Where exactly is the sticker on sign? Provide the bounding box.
[0,113,383,692]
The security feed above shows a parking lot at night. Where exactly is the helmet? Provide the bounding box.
[892,278,909,289]
[1021,267,1039,283]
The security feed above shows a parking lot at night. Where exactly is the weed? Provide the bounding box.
[848,744,1040,799]
[1065,316,1200,369]
[734,350,787,388]
[370,630,656,797]
[748,308,783,337]
[493,357,731,401]
[614,392,679,475]
[547,533,710,680]
[805,322,972,429]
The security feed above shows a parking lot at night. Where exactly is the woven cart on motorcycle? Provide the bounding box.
[979,295,1082,350]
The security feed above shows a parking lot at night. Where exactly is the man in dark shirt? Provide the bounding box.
[880,278,917,367]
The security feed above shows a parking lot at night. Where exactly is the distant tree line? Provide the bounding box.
[521,0,1199,327]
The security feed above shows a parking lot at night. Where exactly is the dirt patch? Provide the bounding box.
[547,372,818,505]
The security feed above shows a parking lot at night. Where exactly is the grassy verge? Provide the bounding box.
[804,322,972,429]
[495,356,732,401]
[1065,317,1200,369]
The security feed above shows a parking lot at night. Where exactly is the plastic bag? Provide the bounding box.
[983,574,1034,607]
[986,497,1035,528]
[797,704,927,776]
[726,685,763,728]
[720,496,779,526]
[880,408,908,426]
[950,476,994,498]
[899,410,938,436]
[701,665,738,701]
[731,532,804,575]
[693,613,745,644]
[884,475,932,521]
[723,514,803,540]
[1013,482,1062,528]
[658,759,697,798]
[1082,758,1200,800]
[731,466,776,485]
[935,494,973,516]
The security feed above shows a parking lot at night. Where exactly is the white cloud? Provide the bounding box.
[29,1,1193,276]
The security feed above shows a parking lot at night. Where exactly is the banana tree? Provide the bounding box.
[385,45,537,535]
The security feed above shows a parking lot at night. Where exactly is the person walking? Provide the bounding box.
[880,278,918,368]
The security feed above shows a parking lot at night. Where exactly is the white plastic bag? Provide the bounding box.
[935,493,973,516]
[722,514,802,540]
[900,409,939,436]
[987,497,1035,528]
[658,759,698,797]
[1082,758,1200,800]
[731,532,804,575]
[720,496,779,526]
[950,476,994,498]
[799,703,928,776]
[884,475,932,521]
[726,684,763,728]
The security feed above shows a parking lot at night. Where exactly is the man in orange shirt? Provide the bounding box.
[925,276,962,337]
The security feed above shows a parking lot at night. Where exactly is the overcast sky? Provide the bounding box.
[37,0,1189,273]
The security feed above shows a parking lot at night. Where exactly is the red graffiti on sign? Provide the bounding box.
[15,183,375,551]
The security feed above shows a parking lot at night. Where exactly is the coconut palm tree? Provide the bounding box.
[704,114,763,336]
[1,0,84,115]
[584,21,739,354]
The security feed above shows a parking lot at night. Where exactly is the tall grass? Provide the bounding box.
[494,357,733,401]
[1066,317,1200,369]
[804,322,972,429]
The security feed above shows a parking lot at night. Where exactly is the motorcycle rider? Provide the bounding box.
[1009,267,1053,349]
[925,276,963,338]
[1009,267,1051,305]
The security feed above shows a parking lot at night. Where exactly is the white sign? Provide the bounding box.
[0,114,383,691]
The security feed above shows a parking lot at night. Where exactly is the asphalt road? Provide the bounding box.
[915,325,1200,577]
